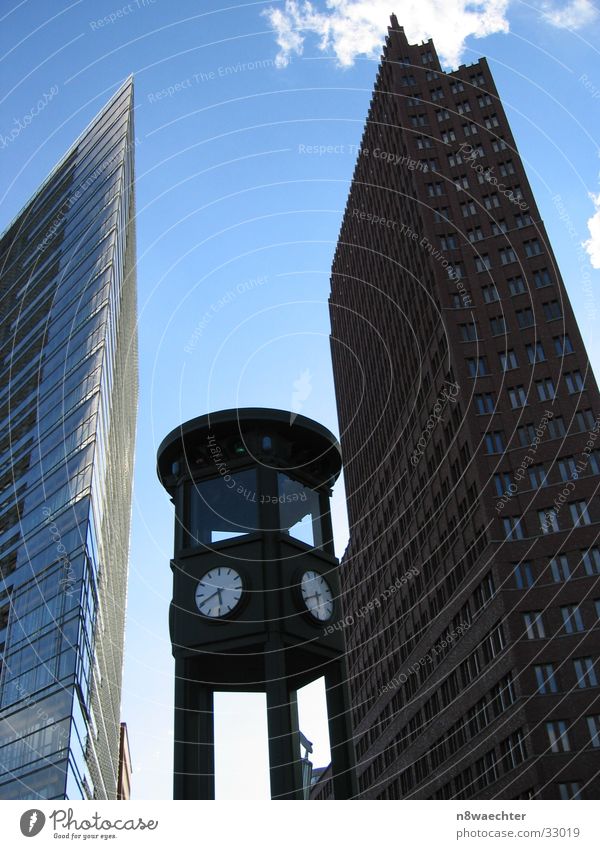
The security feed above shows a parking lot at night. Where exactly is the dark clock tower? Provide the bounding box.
[156,408,357,800]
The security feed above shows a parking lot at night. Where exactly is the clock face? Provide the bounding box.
[300,570,334,622]
[195,567,243,618]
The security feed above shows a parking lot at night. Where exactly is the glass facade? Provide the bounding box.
[0,79,138,799]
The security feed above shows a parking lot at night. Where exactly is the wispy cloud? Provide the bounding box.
[584,192,600,269]
[542,0,599,29]
[290,368,312,424]
[263,1,510,69]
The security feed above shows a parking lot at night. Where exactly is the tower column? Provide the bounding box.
[265,641,304,800]
[174,658,214,799]
[325,659,358,799]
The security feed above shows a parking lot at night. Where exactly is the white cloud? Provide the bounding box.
[542,0,599,29]
[263,1,510,69]
[584,192,600,269]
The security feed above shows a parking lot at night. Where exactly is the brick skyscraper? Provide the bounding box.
[329,17,600,799]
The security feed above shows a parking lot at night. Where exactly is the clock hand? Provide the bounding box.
[200,590,220,606]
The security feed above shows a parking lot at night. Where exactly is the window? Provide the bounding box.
[543,300,562,321]
[550,554,571,582]
[436,108,450,122]
[456,101,471,114]
[500,730,527,771]
[448,151,463,167]
[472,147,485,161]
[423,157,439,171]
[558,782,582,800]
[411,114,427,127]
[528,464,548,488]
[461,200,477,217]
[475,392,495,414]
[492,137,508,152]
[440,233,458,250]
[471,72,485,86]
[277,474,324,547]
[485,431,505,453]
[454,174,469,190]
[508,385,528,408]
[538,509,559,534]
[534,663,557,694]
[476,254,492,272]
[582,547,600,576]
[547,416,566,439]
[546,720,570,753]
[514,561,534,588]
[478,94,492,107]
[526,342,545,363]
[533,268,552,288]
[441,129,456,143]
[460,322,478,341]
[494,471,512,495]
[433,207,450,223]
[508,275,526,296]
[499,160,516,177]
[430,87,444,101]
[515,213,532,228]
[588,450,600,474]
[573,657,597,688]
[484,113,500,128]
[468,226,484,241]
[561,605,585,634]
[499,247,516,265]
[565,371,584,394]
[448,261,465,279]
[490,316,506,336]
[516,307,534,328]
[474,573,495,610]
[427,181,444,197]
[483,193,500,210]
[474,750,498,790]
[416,135,433,149]
[402,74,416,86]
[523,611,545,639]
[536,378,556,401]
[570,500,591,526]
[482,284,500,303]
[421,50,433,63]
[426,69,438,81]
[450,293,468,309]
[518,423,536,447]
[586,716,600,748]
[524,239,543,257]
[463,122,478,136]
[451,80,464,93]
[504,516,525,540]
[558,456,577,482]
[499,350,518,371]
[188,469,258,545]
[467,356,489,376]
[576,409,596,431]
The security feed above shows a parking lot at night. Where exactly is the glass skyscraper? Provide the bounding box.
[0,79,138,799]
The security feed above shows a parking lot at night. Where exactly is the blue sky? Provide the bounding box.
[1,0,599,799]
